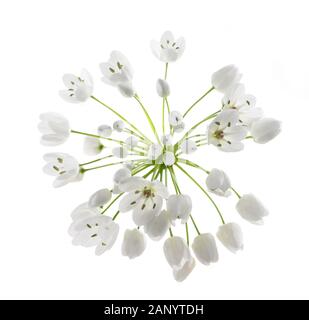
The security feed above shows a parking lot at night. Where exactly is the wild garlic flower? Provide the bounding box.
[39,31,281,282]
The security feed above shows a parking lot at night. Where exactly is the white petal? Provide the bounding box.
[163,151,175,166]
[113,167,131,184]
[169,111,183,127]
[144,210,170,241]
[156,79,170,97]
[88,189,112,208]
[167,194,192,223]
[119,191,141,212]
[217,223,243,253]
[112,147,128,158]
[113,120,125,132]
[173,256,195,282]
[192,233,219,265]
[163,236,187,268]
[121,229,146,259]
[250,118,281,144]
[118,177,148,192]
[83,137,103,156]
[236,193,268,224]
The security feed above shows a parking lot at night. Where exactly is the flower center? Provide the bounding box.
[143,188,154,198]
[214,130,224,139]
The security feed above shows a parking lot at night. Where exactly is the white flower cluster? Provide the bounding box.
[39,31,281,282]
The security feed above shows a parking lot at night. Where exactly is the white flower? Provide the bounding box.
[211,65,241,93]
[163,236,195,282]
[112,147,128,158]
[151,31,185,63]
[70,213,119,256]
[167,194,192,224]
[97,124,112,137]
[156,79,170,97]
[113,120,125,132]
[119,177,169,226]
[169,111,183,127]
[147,144,163,161]
[99,51,134,96]
[192,233,219,265]
[122,229,146,259]
[161,134,173,146]
[113,167,131,184]
[59,69,93,103]
[38,113,70,146]
[250,118,281,144]
[88,188,112,208]
[236,193,269,224]
[222,83,263,125]
[144,210,170,241]
[125,136,139,150]
[43,153,81,188]
[217,223,243,253]
[181,139,197,154]
[173,122,185,133]
[206,168,231,197]
[208,109,248,152]
[163,151,175,166]
[83,137,104,156]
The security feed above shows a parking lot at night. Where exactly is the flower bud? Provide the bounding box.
[250,118,281,144]
[156,78,170,97]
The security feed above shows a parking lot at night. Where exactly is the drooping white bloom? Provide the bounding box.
[125,136,138,150]
[97,124,112,137]
[88,188,112,208]
[59,69,93,103]
[113,120,125,132]
[217,223,243,253]
[250,118,281,144]
[122,229,146,259]
[70,212,119,256]
[192,233,219,265]
[236,194,269,224]
[208,109,248,152]
[119,177,169,226]
[163,151,175,166]
[43,153,81,188]
[222,83,263,125]
[151,31,185,63]
[99,51,133,84]
[163,236,195,282]
[173,122,185,133]
[181,139,197,154]
[167,194,192,224]
[38,113,70,146]
[206,168,231,197]
[169,111,183,127]
[211,65,241,93]
[144,210,170,241]
[83,137,104,156]
[156,79,170,97]
[112,146,128,158]
[113,167,131,184]
[148,143,163,161]
[161,134,173,146]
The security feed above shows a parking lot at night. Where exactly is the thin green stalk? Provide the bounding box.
[162,98,166,135]
[178,158,210,174]
[175,164,225,224]
[165,98,173,135]
[80,155,113,166]
[164,63,168,80]
[83,159,143,172]
[71,129,124,145]
[101,194,123,215]
[185,223,189,246]
[190,215,201,235]
[91,95,152,143]
[134,95,161,145]
[183,86,215,118]
[231,187,242,199]
[124,129,149,145]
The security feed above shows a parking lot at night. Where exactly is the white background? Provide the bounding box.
[1,0,308,300]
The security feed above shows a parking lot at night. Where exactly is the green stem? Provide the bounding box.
[101,194,123,215]
[134,95,161,145]
[183,86,215,118]
[190,215,201,235]
[80,155,113,166]
[83,159,143,172]
[175,164,225,224]
[162,98,166,135]
[71,129,124,145]
[124,129,149,145]
[178,158,210,174]
[231,187,242,199]
[164,63,168,80]
[91,95,152,144]
[165,98,173,135]
[186,223,189,246]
